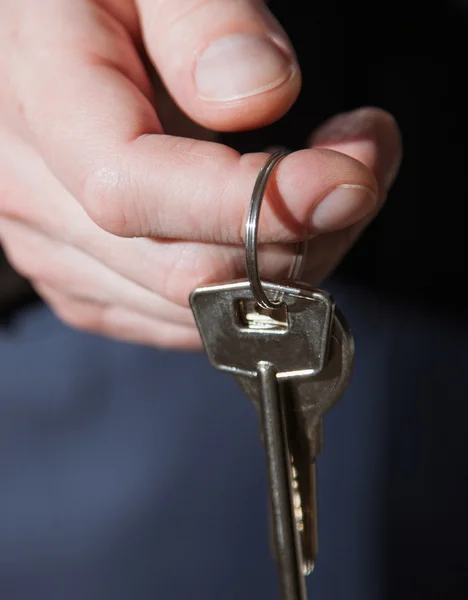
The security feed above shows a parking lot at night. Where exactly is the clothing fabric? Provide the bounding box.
[2,281,467,600]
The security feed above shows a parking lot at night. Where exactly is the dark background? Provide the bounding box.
[225,2,468,596]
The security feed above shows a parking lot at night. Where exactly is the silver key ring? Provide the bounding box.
[245,151,308,310]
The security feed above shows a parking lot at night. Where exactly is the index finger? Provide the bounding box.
[12,3,378,245]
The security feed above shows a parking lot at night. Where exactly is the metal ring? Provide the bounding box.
[245,151,308,310]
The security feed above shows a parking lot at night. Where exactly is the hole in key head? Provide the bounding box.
[236,298,289,332]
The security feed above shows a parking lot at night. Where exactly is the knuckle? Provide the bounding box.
[160,243,239,306]
[0,234,54,284]
[65,311,99,332]
[54,299,103,333]
[80,162,136,237]
[28,259,55,284]
[3,253,30,281]
[159,242,209,303]
[0,170,24,219]
[159,249,192,304]
[0,242,36,282]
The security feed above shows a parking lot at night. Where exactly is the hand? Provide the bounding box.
[0,0,402,349]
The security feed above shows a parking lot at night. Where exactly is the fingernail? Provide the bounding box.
[309,184,377,231]
[195,34,294,101]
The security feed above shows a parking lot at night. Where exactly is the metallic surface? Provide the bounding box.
[245,151,307,310]
[191,280,354,598]
[189,280,334,380]
[257,362,307,600]
[236,305,354,575]
[235,305,354,432]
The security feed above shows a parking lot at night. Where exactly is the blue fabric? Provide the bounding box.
[1,281,468,599]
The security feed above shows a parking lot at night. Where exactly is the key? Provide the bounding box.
[240,335,351,579]
[236,299,353,573]
[190,278,354,599]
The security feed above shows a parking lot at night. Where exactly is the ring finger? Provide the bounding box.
[34,282,202,349]
[0,216,195,327]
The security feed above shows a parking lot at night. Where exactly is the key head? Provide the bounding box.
[294,305,354,421]
[190,280,335,380]
[236,306,354,440]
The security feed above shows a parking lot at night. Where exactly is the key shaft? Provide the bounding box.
[258,361,307,600]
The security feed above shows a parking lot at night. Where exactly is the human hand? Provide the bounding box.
[0,0,402,349]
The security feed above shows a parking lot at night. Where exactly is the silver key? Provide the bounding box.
[190,279,354,599]
[236,299,353,575]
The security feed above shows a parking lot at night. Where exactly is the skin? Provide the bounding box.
[0,0,402,350]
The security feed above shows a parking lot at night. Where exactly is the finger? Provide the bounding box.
[0,136,299,307]
[0,217,194,326]
[13,3,377,245]
[35,282,202,350]
[135,0,301,130]
[0,206,296,310]
[309,106,403,197]
[84,143,377,244]
[303,106,403,282]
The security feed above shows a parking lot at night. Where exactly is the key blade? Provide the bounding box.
[289,421,321,576]
[277,383,322,576]
[236,307,354,574]
[257,361,307,600]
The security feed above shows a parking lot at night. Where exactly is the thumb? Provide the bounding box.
[135,0,301,131]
